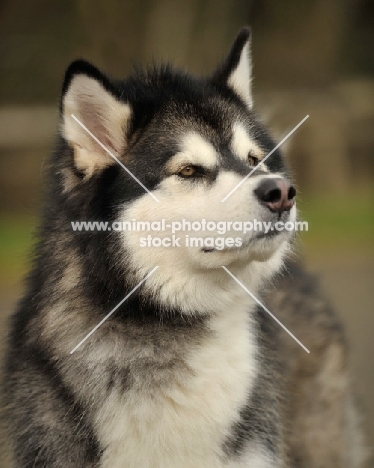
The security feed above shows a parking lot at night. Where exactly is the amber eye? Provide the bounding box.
[248,154,259,167]
[178,166,196,177]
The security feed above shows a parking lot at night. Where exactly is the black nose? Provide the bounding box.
[254,178,296,213]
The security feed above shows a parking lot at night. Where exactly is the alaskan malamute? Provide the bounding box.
[4,28,367,467]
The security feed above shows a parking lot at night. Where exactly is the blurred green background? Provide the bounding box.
[0,0,373,462]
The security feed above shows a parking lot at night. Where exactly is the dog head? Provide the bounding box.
[58,28,296,312]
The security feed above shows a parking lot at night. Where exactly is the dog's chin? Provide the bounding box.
[189,231,291,269]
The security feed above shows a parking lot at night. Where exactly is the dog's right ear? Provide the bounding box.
[61,60,131,177]
[211,28,253,109]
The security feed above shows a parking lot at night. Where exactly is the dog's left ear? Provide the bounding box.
[212,27,253,109]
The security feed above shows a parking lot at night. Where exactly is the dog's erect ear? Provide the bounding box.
[61,60,131,177]
[212,28,253,109]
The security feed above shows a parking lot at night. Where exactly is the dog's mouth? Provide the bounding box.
[202,229,283,253]
[252,229,282,241]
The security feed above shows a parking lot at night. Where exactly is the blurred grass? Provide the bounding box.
[0,191,373,291]
[296,190,374,266]
[0,214,36,290]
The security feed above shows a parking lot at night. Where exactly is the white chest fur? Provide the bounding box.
[95,300,259,468]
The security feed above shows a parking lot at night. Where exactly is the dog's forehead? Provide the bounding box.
[127,73,273,168]
[162,115,264,167]
[146,98,262,158]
